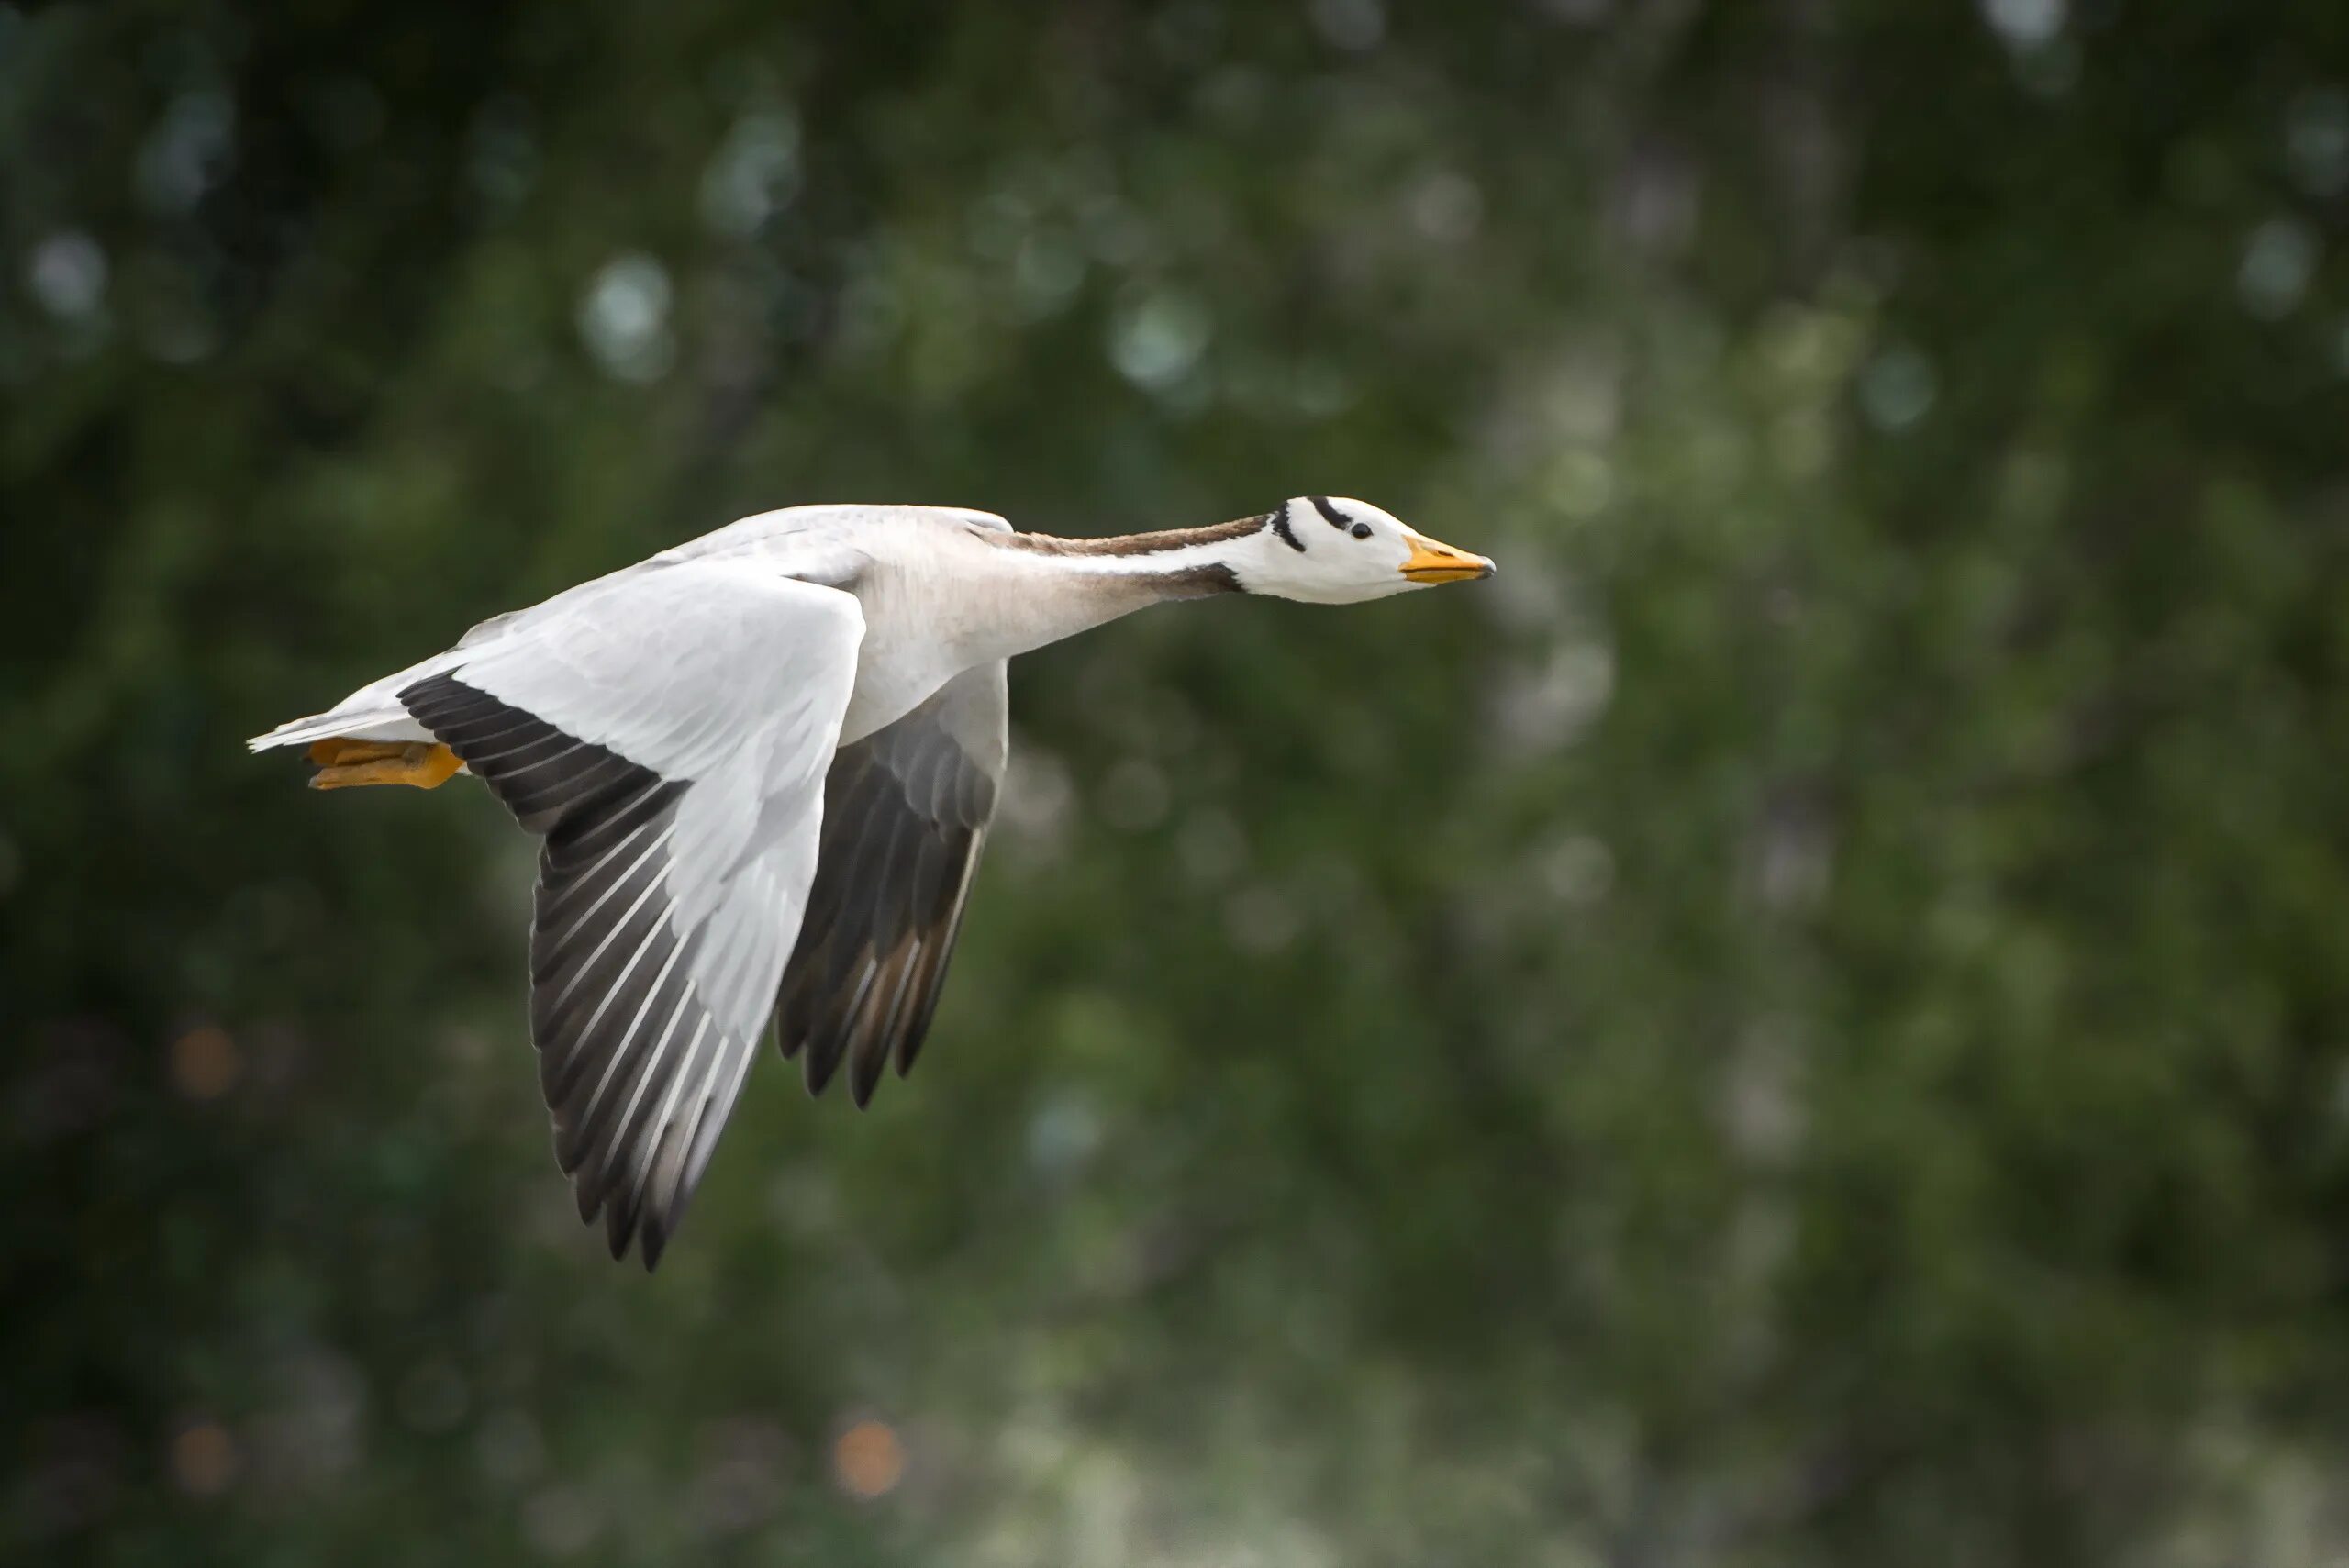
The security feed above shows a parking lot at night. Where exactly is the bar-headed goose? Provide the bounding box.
[251,497,1494,1265]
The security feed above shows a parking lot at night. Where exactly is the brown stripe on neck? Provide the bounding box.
[987,515,1264,557]
[1156,562,1244,597]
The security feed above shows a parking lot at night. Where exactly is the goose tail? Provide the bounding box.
[248,705,428,753]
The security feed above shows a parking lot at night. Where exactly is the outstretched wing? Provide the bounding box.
[775,662,1007,1106]
[399,561,864,1268]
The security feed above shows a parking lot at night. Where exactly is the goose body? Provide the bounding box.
[250,498,1493,1266]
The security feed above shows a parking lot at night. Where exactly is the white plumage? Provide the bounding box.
[251,498,1492,1266]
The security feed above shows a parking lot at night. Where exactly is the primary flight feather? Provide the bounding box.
[250,498,1494,1267]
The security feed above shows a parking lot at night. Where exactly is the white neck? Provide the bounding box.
[955,522,1252,662]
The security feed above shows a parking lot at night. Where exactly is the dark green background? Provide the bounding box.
[7,1,2349,1562]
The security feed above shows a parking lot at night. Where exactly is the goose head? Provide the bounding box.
[1230,496,1495,605]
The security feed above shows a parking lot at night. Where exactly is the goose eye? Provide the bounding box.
[1351,523,1372,539]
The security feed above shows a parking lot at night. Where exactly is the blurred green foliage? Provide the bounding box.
[6,0,2349,1562]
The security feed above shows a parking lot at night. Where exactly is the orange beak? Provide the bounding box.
[1399,531,1497,585]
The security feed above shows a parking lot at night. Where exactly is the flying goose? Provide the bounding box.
[250,497,1495,1266]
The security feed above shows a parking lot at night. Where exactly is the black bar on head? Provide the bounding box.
[1268,502,1306,552]
[1309,495,1351,529]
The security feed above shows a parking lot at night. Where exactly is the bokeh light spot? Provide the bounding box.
[1542,833,1615,908]
[1857,345,1937,432]
[831,1419,904,1499]
[700,109,800,237]
[2238,219,2318,320]
[578,253,675,383]
[1309,0,1386,52]
[137,90,236,215]
[1978,0,2064,50]
[170,1421,239,1497]
[1408,170,1485,245]
[27,231,107,319]
[1108,290,1211,391]
[2287,88,2349,198]
[170,1026,240,1101]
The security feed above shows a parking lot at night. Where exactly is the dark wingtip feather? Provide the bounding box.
[803,1036,843,1096]
[406,670,751,1273]
[850,1051,883,1108]
[770,701,997,1109]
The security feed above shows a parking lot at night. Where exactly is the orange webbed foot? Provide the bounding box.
[307,740,463,791]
